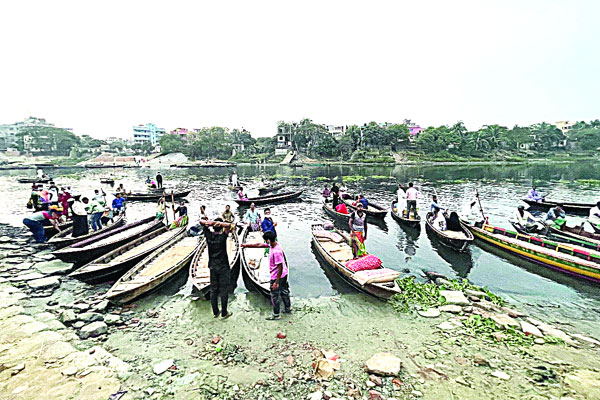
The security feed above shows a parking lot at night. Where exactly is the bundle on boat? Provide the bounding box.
[53,216,163,264]
[69,223,188,283]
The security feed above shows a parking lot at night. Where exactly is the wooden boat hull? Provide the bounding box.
[235,190,303,206]
[49,214,126,249]
[341,195,387,219]
[43,220,74,239]
[467,223,600,283]
[258,184,285,195]
[322,202,350,223]
[100,179,115,184]
[522,199,594,215]
[189,225,244,298]
[390,201,421,228]
[69,225,187,283]
[106,235,200,304]
[311,224,401,299]
[119,190,191,202]
[18,178,51,184]
[425,212,473,252]
[53,217,163,264]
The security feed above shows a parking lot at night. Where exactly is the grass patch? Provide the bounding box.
[462,315,533,346]
[342,175,367,183]
[389,276,446,313]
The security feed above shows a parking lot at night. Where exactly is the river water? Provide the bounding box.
[1,161,599,337]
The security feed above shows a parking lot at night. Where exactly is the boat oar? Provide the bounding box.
[171,190,176,222]
[475,189,488,224]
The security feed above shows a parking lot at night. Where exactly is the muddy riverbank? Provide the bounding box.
[1,222,600,400]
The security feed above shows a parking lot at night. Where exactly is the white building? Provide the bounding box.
[325,124,346,139]
[133,123,166,146]
[0,116,72,151]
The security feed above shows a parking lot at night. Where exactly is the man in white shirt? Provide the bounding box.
[511,205,540,233]
[406,182,418,218]
[589,201,600,228]
[231,172,238,187]
[396,184,407,216]
[432,207,446,231]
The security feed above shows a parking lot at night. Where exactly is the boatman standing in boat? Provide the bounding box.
[230,171,239,187]
[156,172,163,189]
[199,218,234,319]
[264,230,291,320]
[589,201,600,230]
[349,203,368,258]
[527,186,544,202]
[331,182,340,208]
[244,203,262,232]
[406,182,418,219]
[430,195,445,213]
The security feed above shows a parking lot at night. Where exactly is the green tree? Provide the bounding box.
[159,134,185,154]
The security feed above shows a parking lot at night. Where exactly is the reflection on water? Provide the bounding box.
[1,161,600,336]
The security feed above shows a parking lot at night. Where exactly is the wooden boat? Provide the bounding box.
[591,223,600,234]
[258,183,285,195]
[240,229,289,298]
[118,190,191,202]
[311,224,401,299]
[43,220,74,239]
[53,216,163,264]
[18,177,50,184]
[189,225,244,298]
[235,190,303,206]
[323,201,350,222]
[105,234,201,304]
[522,199,594,216]
[511,221,600,252]
[69,224,187,283]
[467,223,600,283]
[341,194,387,219]
[48,213,126,249]
[425,212,473,251]
[390,201,421,229]
[100,178,115,184]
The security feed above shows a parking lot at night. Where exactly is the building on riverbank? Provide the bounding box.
[0,116,72,152]
[133,123,166,146]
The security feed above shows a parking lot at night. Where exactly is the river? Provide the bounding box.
[1,161,599,337]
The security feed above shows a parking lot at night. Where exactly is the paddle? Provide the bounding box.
[475,189,488,224]
[171,190,176,221]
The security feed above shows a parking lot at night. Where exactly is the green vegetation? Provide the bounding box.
[462,315,534,346]
[341,175,366,183]
[160,128,259,160]
[389,276,446,313]
[576,179,600,186]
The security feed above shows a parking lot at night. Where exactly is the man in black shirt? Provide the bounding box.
[156,172,163,189]
[199,218,233,319]
[331,182,340,208]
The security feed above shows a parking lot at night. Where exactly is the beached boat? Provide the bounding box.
[341,194,387,219]
[48,213,126,249]
[390,201,421,229]
[240,229,289,298]
[258,183,285,195]
[100,178,115,184]
[311,224,401,299]
[69,224,187,283]
[53,216,163,264]
[105,234,201,304]
[43,220,74,239]
[235,190,303,206]
[425,212,473,251]
[189,225,244,298]
[118,190,191,202]
[522,199,595,215]
[467,223,600,283]
[18,177,50,184]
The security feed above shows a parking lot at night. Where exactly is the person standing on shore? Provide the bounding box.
[199,218,233,319]
[156,172,163,189]
[264,230,291,320]
[230,171,239,187]
[406,182,418,219]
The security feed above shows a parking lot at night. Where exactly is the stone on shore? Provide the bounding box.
[418,308,440,318]
[365,353,402,376]
[439,305,462,314]
[537,323,575,345]
[27,276,60,290]
[437,319,462,331]
[9,272,44,282]
[490,313,519,329]
[78,312,104,323]
[93,300,110,312]
[464,289,487,299]
[154,359,174,375]
[104,314,122,325]
[34,260,72,275]
[79,321,108,339]
[439,290,470,306]
[58,309,78,325]
[491,370,511,380]
[520,320,543,338]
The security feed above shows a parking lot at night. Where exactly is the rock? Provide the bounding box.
[286,355,294,366]
[564,369,600,399]
[464,289,488,298]
[520,320,543,338]
[571,334,600,346]
[0,243,20,250]
[153,359,174,375]
[369,375,383,386]
[368,390,383,400]
[45,320,66,330]
[366,353,402,376]
[11,364,25,375]
[501,306,525,318]
[58,310,78,325]
[61,366,78,376]
[437,319,462,331]
[15,262,34,270]
[93,300,110,312]
[212,336,221,344]
[27,276,60,289]
[366,380,376,388]
[473,354,489,366]
[490,313,519,329]
[462,306,474,313]
[491,370,511,380]
[73,321,85,329]
[439,290,470,306]
[104,314,122,325]
[307,391,323,400]
[72,303,90,312]
[418,308,440,318]
[78,312,104,323]
[439,305,462,314]
[492,332,507,342]
[435,277,452,286]
[10,272,44,282]
[79,321,108,339]
[34,260,72,275]
[410,390,423,397]
[534,338,545,345]
[527,317,543,326]
[537,323,575,345]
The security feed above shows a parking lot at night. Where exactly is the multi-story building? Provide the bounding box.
[133,123,166,146]
[170,128,189,140]
[555,121,575,134]
[325,124,346,139]
[0,116,72,151]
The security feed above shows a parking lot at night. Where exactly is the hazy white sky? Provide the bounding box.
[1,1,598,139]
